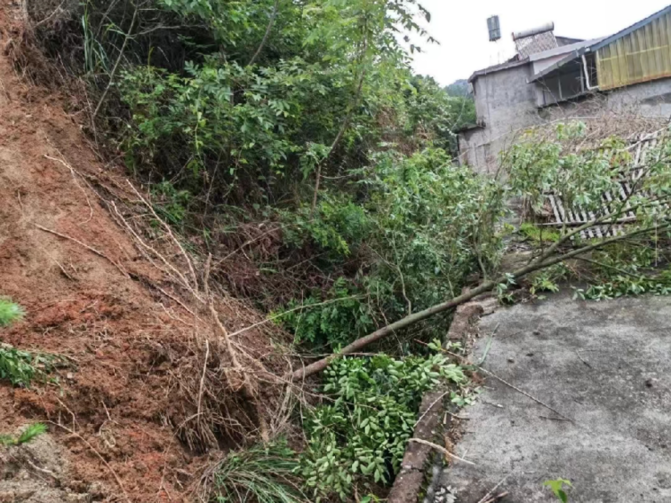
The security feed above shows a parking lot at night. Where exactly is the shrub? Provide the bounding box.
[279,196,372,259]
[0,344,60,388]
[366,148,506,312]
[298,350,468,500]
[277,148,507,349]
[278,278,375,349]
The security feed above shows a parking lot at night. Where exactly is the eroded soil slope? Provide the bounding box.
[0,6,282,502]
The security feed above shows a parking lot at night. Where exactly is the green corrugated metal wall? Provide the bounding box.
[597,10,671,90]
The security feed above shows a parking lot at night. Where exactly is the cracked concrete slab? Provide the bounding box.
[442,293,671,503]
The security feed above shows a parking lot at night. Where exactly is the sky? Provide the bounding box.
[410,0,671,86]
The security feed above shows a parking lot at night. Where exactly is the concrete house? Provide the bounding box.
[459,5,671,174]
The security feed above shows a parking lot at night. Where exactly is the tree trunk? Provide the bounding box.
[289,222,666,381]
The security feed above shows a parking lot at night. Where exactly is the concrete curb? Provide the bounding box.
[387,300,489,503]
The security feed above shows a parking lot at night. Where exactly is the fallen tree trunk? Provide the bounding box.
[290,278,497,380]
[290,222,667,381]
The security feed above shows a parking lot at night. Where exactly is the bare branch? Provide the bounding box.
[247,0,280,67]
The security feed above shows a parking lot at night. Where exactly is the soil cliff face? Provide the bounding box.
[0,4,283,501]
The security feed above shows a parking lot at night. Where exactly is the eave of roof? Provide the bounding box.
[590,4,671,52]
[529,4,671,83]
[528,37,604,62]
[468,57,528,83]
[528,37,605,82]
[468,36,601,83]
[455,121,485,133]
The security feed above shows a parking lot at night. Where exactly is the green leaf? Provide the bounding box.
[544,478,572,502]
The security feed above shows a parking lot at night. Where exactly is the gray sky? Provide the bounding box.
[411,1,671,86]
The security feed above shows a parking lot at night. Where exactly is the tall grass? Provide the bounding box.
[0,299,24,327]
[206,440,307,503]
[0,423,48,446]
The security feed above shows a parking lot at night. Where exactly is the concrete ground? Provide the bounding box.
[442,293,671,503]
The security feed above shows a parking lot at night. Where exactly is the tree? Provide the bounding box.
[290,122,671,380]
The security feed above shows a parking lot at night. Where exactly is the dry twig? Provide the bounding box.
[196,339,209,421]
[35,224,128,277]
[476,474,511,503]
[127,180,200,297]
[408,438,475,465]
[478,367,573,423]
[48,422,132,503]
[44,154,93,225]
[482,492,509,503]
[204,255,270,443]
[413,391,449,428]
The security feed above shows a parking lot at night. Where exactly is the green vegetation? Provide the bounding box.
[0,423,48,447]
[0,345,40,387]
[505,124,671,303]
[208,440,306,503]
[43,0,505,353]
[29,1,495,497]
[0,344,60,388]
[544,478,572,502]
[574,241,671,300]
[519,222,561,244]
[299,347,468,500]
[444,78,477,137]
[277,149,505,350]
[25,0,671,498]
[0,299,24,327]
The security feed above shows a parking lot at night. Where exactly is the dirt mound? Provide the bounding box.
[0,2,291,501]
[0,428,95,503]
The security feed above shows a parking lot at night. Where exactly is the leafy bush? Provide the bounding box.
[366,148,505,312]
[279,196,372,258]
[0,344,59,387]
[505,123,625,213]
[0,346,39,387]
[298,351,467,500]
[151,181,193,227]
[404,75,475,156]
[279,278,374,348]
[575,269,671,300]
[276,148,506,349]
[0,299,24,327]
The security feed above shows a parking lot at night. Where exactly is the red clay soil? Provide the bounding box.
[0,4,285,502]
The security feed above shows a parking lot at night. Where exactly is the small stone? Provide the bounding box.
[526,352,534,357]
[645,378,654,388]
[508,358,515,363]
